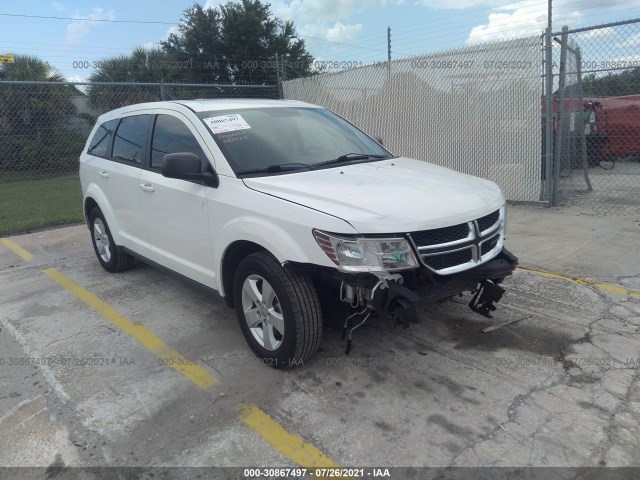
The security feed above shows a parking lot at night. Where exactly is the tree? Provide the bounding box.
[0,55,83,173]
[161,4,224,82]
[85,0,311,109]
[161,0,313,84]
[0,55,74,132]
[87,47,182,110]
[582,67,640,97]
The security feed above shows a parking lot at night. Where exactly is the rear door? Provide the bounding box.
[137,111,215,288]
[84,114,151,249]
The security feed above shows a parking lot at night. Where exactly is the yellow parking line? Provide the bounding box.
[518,266,640,299]
[238,404,339,468]
[0,238,33,261]
[43,267,339,467]
[42,268,218,391]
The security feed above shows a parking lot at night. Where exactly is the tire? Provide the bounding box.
[233,251,322,368]
[89,207,135,273]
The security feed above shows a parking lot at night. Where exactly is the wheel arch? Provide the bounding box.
[220,240,267,308]
[83,197,99,228]
[83,187,121,244]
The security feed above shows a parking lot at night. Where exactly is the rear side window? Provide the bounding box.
[151,115,207,170]
[87,119,119,158]
[112,115,150,165]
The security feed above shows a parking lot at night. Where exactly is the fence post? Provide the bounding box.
[544,27,554,206]
[575,46,593,191]
[276,54,284,99]
[552,26,569,206]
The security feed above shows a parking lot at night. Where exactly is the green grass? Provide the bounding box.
[0,174,84,236]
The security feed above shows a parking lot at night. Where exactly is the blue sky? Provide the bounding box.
[1,0,639,81]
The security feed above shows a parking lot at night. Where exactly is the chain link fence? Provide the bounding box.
[0,81,278,235]
[2,21,639,236]
[282,37,543,203]
[548,19,640,214]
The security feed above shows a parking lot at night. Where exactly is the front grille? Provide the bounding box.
[480,233,500,256]
[409,208,503,274]
[477,210,500,232]
[423,248,473,270]
[409,223,469,246]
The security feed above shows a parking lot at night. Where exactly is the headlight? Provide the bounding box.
[313,230,418,272]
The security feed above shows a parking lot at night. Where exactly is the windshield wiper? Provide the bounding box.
[236,162,312,176]
[312,152,388,169]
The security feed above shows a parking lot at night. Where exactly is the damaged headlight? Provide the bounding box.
[313,230,418,272]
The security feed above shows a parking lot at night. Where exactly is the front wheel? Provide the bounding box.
[89,208,134,273]
[233,252,322,368]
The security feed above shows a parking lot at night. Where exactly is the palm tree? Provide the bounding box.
[0,55,81,172]
[0,55,76,133]
[87,47,182,110]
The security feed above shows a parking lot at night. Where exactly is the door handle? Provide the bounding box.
[99,170,109,178]
[139,183,155,192]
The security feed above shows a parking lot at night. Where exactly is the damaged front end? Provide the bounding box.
[299,207,518,353]
[304,248,518,354]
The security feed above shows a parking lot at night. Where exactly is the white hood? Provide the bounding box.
[243,157,505,233]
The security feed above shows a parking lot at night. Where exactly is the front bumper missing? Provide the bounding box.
[374,248,518,326]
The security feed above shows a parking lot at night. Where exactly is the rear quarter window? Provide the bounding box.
[87,119,119,158]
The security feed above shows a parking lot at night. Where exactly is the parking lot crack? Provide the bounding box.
[592,366,640,465]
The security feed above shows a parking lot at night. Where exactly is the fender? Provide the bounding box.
[216,214,354,296]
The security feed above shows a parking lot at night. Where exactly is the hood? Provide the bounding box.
[243,157,505,233]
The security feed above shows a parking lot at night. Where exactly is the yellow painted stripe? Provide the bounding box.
[42,268,218,391]
[519,266,640,299]
[0,238,33,261]
[238,404,339,468]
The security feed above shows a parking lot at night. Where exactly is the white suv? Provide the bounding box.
[80,99,517,367]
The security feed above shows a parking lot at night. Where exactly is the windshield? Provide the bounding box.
[197,107,392,176]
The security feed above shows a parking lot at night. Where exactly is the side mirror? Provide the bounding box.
[372,135,384,145]
[162,152,219,187]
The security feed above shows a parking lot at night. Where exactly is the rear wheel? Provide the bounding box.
[89,208,134,273]
[233,252,322,368]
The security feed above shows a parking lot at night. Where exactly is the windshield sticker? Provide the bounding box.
[203,114,251,134]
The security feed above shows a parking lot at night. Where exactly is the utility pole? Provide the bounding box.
[387,26,391,79]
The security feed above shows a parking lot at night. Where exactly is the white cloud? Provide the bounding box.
[325,22,364,43]
[164,25,181,40]
[147,0,393,55]
[271,0,393,45]
[466,8,557,44]
[142,23,180,53]
[576,27,618,41]
[466,0,640,45]
[51,1,64,11]
[65,8,116,46]
[616,32,640,49]
[415,0,501,9]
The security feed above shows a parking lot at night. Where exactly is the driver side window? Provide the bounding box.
[151,115,207,171]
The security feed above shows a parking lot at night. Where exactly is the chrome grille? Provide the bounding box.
[480,232,500,256]
[477,210,500,233]
[409,223,470,247]
[408,208,504,274]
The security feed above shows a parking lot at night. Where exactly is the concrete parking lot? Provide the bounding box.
[1,204,639,476]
